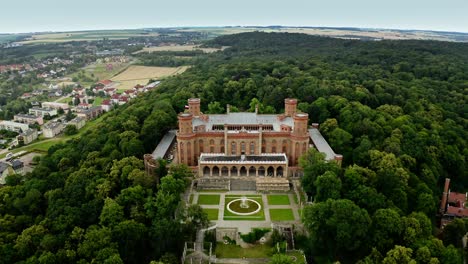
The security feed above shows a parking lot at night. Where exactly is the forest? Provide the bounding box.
[0,32,466,263]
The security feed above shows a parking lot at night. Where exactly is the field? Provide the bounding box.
[111,65,188,90]
[202,209,219,220]
[269,209,295,221]
[267,195,291,205]
[19,30,160,44]
[134,45,225,54]
[197,194,220,205]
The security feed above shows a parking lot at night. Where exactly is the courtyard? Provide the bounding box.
[193,191,301,233]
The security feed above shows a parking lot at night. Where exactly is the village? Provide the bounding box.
[0,77,160,184]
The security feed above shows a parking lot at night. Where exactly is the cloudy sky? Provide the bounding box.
[1,0,467,33]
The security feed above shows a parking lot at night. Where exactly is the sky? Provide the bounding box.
[1,0,467,33]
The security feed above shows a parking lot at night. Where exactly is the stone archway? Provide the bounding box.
[240,166,247,176]
[249,166,256,177]
[203,166,210,176]
[277,166,284,177]
[267,166,274,177]
[212,166,220,177]
[258,166,265,177]
[230,166,238,177]
[221,166,229,177]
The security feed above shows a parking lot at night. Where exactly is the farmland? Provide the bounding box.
[111,65,188,90]
[134,45,225,54]
[19,30,160,44]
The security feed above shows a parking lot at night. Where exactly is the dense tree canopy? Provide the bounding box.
[0,32,467,263]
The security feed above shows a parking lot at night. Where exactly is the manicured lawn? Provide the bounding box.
[223,195,265,221]
[203,208,219,220]
[197,194,220,205]
[267,194,290,205]
[189,194,194,204]
[286,251,307,264]
[215,243,272,258]
[269,209,295,221]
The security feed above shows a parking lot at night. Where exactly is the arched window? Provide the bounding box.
[231,142,236,155]
[187,142,192,165]
[282,140,288,153]
[199,139,204,153]
[250,142,255,154]
[241,141,245,154]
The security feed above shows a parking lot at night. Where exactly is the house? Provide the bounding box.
[11,160,24,175]
[440,178,468,228]
[145,81,161,90]
[41,102,70,111]
[29,107,57,118]
[118,96,129,105]
[20,93,33,99]
[43,121,65,138]
[123,90,137,98]
[16,129,38,145]
[14,114,44,125]
[97,79,114,87]
[111,94,121,104]
[76,106,103,120]
[72,87,85,96]
[0,162,14,185]
[68,117,85,130]
[104,87,116,96]
[100,100,113,112]
[0,121,30,133]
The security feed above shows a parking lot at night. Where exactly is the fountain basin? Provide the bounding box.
[226,198,262,216]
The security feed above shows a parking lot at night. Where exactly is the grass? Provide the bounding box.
[92,97,104,106]
[267,194,291,205]
[269,209,295,221]
[56,97,72,104]
[286,251,307,264]
[203,209,219,220]
[215,243,272,258]
[223,195,265,221]
[189,194,194,204]
[197,194,220,205]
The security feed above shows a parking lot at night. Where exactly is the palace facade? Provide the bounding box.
[145,98,341,191]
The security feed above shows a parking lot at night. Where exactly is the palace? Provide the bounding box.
[145,98,341,191]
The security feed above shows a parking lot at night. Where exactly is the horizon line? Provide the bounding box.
[1,25,468,35]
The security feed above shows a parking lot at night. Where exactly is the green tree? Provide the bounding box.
[100,198,124,227]
[382,245,416,264]
[314,171,342,201]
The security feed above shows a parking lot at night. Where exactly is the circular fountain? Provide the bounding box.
[227,196,262,216]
